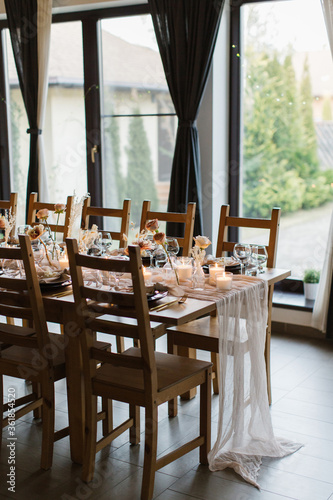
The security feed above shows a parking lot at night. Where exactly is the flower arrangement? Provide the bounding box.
[144,219,179,285]
[27,224,55,267]
[191,235,211,263]
[33,203,67,263]
[0,208,16,245]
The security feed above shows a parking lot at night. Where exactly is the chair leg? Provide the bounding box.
[141,404,158,500]
[167,332,178,417]
[211,352,220,395]
[40,376,55,470]
[32,382,42,419]
[102,398,113,436]
[199,369,211,465]
[0,375,3,448]
[129,405,140,445]
[82,394,98,483]
[116,336,125,353]
[178,346,198,400]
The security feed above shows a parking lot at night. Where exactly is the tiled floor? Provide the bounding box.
[1,333,333,500]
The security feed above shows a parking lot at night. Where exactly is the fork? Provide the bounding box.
[150,293,188,312]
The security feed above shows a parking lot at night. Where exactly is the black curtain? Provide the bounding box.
[5,0,40,212]
[149,0,225,237]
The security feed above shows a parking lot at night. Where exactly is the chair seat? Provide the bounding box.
[0,333,66,381]
[168,316,249,353]
[92,347,212,405]
[0,322,36,351]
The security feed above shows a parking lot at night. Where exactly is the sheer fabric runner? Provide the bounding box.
[170,275,303,488]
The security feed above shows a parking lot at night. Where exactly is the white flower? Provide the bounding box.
[193,235,211,249]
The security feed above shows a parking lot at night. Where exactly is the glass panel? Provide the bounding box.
[100,16,176,237]
[6,22,87,225]
[241,0,333,277]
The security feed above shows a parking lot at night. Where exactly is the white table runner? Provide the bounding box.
[171,275,303,488]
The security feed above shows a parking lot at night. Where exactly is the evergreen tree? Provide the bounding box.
[125,110,158,224]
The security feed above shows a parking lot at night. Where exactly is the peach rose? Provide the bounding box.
[36,208,49,220]
[0,216,6,229]
[153,232,166,245]
[27,224,45,240]
[194,235,211,249]
[137,238,153,251]
[54,203,66,214]
[145,219,159,232]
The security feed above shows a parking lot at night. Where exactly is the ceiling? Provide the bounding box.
[0,0,146,18]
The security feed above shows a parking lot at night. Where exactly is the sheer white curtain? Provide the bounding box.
[37,0,52,201]
[312,0,333,333]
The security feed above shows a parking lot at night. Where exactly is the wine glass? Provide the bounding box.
[233,243,251,274]
[153,246,167,268]
[99,232,113,254]
[257,245,268,273]
[165,237,180,262]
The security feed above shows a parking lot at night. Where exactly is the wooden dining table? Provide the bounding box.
[41,267,290,465]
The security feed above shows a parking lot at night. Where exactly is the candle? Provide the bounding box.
[177,264,192,281]
[209,263,225,285]
[142,266,152,283]
[58,255,69,271]
[216,272,233,291]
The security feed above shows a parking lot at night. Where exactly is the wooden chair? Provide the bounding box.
[140,200,196,256]
[0,192,18,239]
[27,192,74,241]
[167,205,281,410]
[81,197,131,248]
[0,234,69,469]
[66,239,212,500]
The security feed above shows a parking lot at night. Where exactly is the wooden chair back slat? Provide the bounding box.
[80,286,135,308]
[75,253,131,273]
[90,347,144,370]
[0,277,27,291]
[216,205,281,269]
[0,193,18,238]
[27,193,74,240]
[140,200,196,257]
[81,197,131,248]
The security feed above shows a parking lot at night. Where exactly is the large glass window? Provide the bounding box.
[241,0,333,277]
[6,21,87,225]
[100,15,176,233]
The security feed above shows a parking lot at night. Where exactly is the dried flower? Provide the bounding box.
[145,219,159,232]
[36,208,49,220]
[153,232,166,245]
[194,235,211,250]
[27,224,45,240]
[0,215,6,229]
[133,237,153,251]
[54,203,66,214]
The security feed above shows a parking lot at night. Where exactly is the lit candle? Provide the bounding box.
[58,255,69,271]
[216,272,233,291]
[177,264,192,281]
[142,266,152,283]
[209,263,225,285]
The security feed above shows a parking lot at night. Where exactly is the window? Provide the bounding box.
[100,15,176,230]
[240,0,333,278]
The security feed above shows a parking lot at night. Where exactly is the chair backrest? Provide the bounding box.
[81,197,131,248]
[216,205,281,268]
[0,192,18,238]
[140,200,196,256]
[0,235,51,369]
[26,192,74,241]
[66,239,157,395]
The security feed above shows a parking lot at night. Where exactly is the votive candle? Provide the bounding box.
[216,272,233,291]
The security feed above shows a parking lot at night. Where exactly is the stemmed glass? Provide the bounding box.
[165,237,180,262]
[233,243,251,274]
[257,245,268,273]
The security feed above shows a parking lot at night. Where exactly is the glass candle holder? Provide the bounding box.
[209,263,225,285]
[216,272,233,291]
